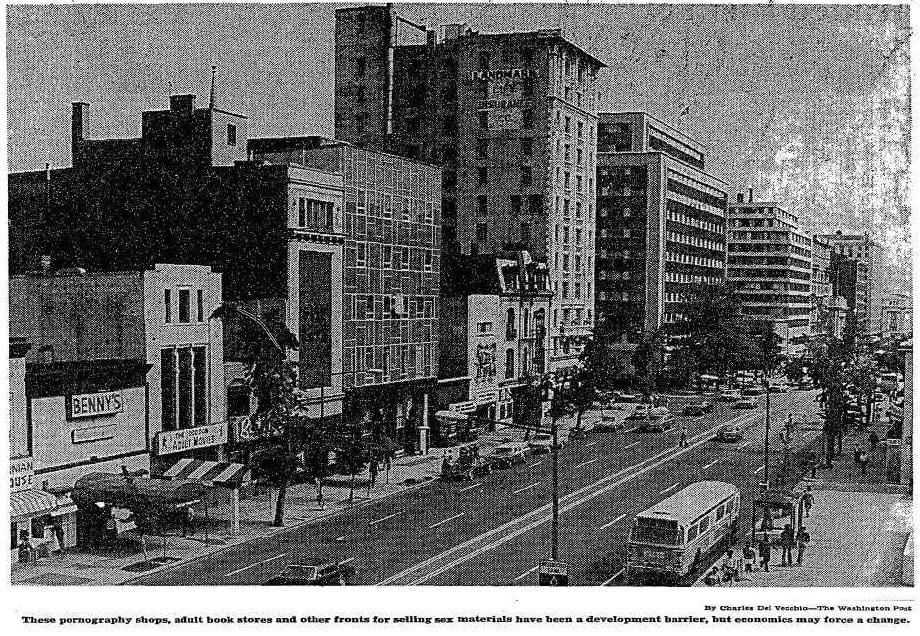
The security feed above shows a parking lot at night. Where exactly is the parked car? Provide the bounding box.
[717,389,742,402]
[264,558,355,586]
[638,407,675,432]
[683,401,714,416]
[443,443,493,480]
[733,398,758,409]
[528,433,564,454]
[489,442,529,468]
[567,426,588,441]
[768,382,789,393]
[717,424,743,442]
[742,386,764,397]
[615,393,642,404]
[626,405,651,421]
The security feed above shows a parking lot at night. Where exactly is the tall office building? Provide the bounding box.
[816,232,886,336]
[334,4,605,373]
[595,112,728,340]
[727,196,813,356]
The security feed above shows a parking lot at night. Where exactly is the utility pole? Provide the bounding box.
[551,378,560,560]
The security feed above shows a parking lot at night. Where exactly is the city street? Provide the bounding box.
[130,390,822,586]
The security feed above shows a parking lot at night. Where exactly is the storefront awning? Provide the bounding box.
[11,490,58,520]
[72,472,210,512]
[157,458,251,487]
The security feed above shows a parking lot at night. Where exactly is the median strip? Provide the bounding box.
[514,565,539,581]
[702,459,720,470]
[624,441,641,449]
[458,483,483,493]
[226,553,287,577]
[429,513,465,529]
[369,511,402,526]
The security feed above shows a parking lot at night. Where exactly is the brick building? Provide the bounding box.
[334,4,604,374]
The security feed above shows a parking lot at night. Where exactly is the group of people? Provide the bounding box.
[853,430,881,476]
[704,487,815,586]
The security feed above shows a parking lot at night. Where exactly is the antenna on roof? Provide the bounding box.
[209,65,217,109]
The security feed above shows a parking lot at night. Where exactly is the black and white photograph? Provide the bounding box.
[4,0,913,602]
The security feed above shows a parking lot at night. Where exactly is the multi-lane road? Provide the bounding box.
[131,390,822,586]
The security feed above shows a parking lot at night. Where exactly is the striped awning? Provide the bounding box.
[11,490,59,520]
[158,458,251,487]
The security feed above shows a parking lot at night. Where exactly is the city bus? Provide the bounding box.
[626,481,740,583]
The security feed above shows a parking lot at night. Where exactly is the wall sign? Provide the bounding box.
[10,456,34,493]
[67,390,124,420]
[472,68,533,131]
[156,423,228,456]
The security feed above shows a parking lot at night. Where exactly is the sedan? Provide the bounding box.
[742,387,764,397]
[528,433,564,454]
[733,398,758,409]
[717,390,741,402]
[264,558,355,586]
[717,424,743,442]
[640,414,675,432]
[683,402,714,416]
[489,443,529,468]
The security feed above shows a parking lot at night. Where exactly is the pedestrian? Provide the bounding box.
[703,567,721,586]
[678,424,688,448]
[780,524,794,566]
[758,535,772,572]
[315,477,325,510]
[721,550,739,585]
[853,444,862,464]
[742,543,756,576]
[796,526,810,565]
[803,486,814,518]
[858,449,869,475]
[180,506,195,537]
[868,430,880,451]
[368,459,379,490]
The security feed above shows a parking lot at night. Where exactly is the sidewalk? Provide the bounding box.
[701,419,913,587]
[12,416,590,586]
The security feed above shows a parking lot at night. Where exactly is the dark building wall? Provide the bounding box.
[438,295,469,380]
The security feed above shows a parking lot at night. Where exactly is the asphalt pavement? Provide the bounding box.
[130,390,822,586]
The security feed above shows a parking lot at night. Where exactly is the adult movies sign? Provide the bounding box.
[156,423,228,455]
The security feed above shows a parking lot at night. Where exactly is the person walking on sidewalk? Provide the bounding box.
[796,526,810,565]
[803,486,814,518]
[780,524,794,566]
[678,423,688,448]
[742,543,756,578]
[868,430,880,452]
[858,449,869,476]
[368,459,379,491]
[315,477,325,511]
[758,534,772,572]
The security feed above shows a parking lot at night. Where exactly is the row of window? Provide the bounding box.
[351,294,436,321]
[553,224,588,248]
[354,243,433,272]
[164,289,205,325]
[665,251,723,269]
[552,307,592,328]
[352,191,436,225]
[664,272,722,285]
[553,252,592,274]
[295,198,334,231]
[351,342,434,379]
[666,209,723,235]
[665,230,723,252]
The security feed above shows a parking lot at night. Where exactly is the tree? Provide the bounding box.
[566,339,603,431]
[335,425,372,504]
[632,329,666,397]
[809,337,851,466]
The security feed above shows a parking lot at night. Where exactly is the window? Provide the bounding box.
[227,381,251,417]
[401,248,410,269]
[522,109,533,129]
[521,138,532,156]
[520,222,531,243]
[576,148,583,165]
[477,139,489,159]
[424,250,433,272]
[164,289,172,323]
[477,195,487,216]
[699,515,710,532]
[564,115,571,133]
[564,172,570,189]
[687,524,699,541]
[226,124,237,146]
[506,308,516,340]
[357,243,367,267]
[520,166,532,187]
[476,223,488,243]
[178,289,191,323]
[577,121,584,138]
[478,52,491,70]
[564,144,571,162]
[505,348,515,378]
[196,290,204,322]
[528,194,543,215]
[478,166,488,185]
[562,282,569,298]
[510,195,522,215]
[716,504,725,521]
[355,57,366,78]
[478,110,489,129]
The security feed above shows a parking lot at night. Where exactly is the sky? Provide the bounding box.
[5,2,912,270]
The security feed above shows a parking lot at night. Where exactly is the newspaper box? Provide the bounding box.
[538,559,568,586]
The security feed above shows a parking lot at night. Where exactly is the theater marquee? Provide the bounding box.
[156,422,228,455]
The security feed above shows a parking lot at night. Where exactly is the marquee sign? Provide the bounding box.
[156,423,228,456]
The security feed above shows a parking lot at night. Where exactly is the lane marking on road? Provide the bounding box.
[702,459,720,470]
[378,411,763,585]
[754,465,765,474]
[514,565,540,581]
[339,557,355,565]
[334,536,346,542]
[369,512,402,526]
[624,441,641,449]
[530,461,543,468]
[738,442,751,449]
[601,568,625,586]
[660,482,680,495]
[458,483,483,493]
[429,513,465,529]
[586,441,599,448]
[226,553,287,577]
[599,514,626,530]
[575,458,598,469]
[513,482,542,495]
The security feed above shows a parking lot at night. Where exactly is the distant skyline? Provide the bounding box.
[6,2,911,264]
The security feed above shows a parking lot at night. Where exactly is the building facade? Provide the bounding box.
[817,232,885,336]
[334,4,604,374]
[249,136,442,454]
[829,252,869,338]
[727,196,812,356]
[595,112,728,340]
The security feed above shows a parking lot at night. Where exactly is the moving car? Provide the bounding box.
[615,393,642,404]
[683,402,714,416]
[489,442,529,468]
[264,558,355,586]
[742,386,764,397]
[443,443,493,480]
[567,426,588,441]
[733,398,757,409]
[717,423,743,442]
[768,382,789,393]
[528,433,564,454]
[717,389,741,402]
[597,408,628,431]
[626,405,651,421]
[638,407,675,432]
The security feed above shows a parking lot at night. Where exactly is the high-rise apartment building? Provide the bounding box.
[816,232,885,336]
[727,196,812,356]
[595,112,728,339]
[334,4,604,373]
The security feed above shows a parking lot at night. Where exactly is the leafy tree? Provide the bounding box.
[632,329,666,397]
[335,425,372,503]
[564,339,604,431]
